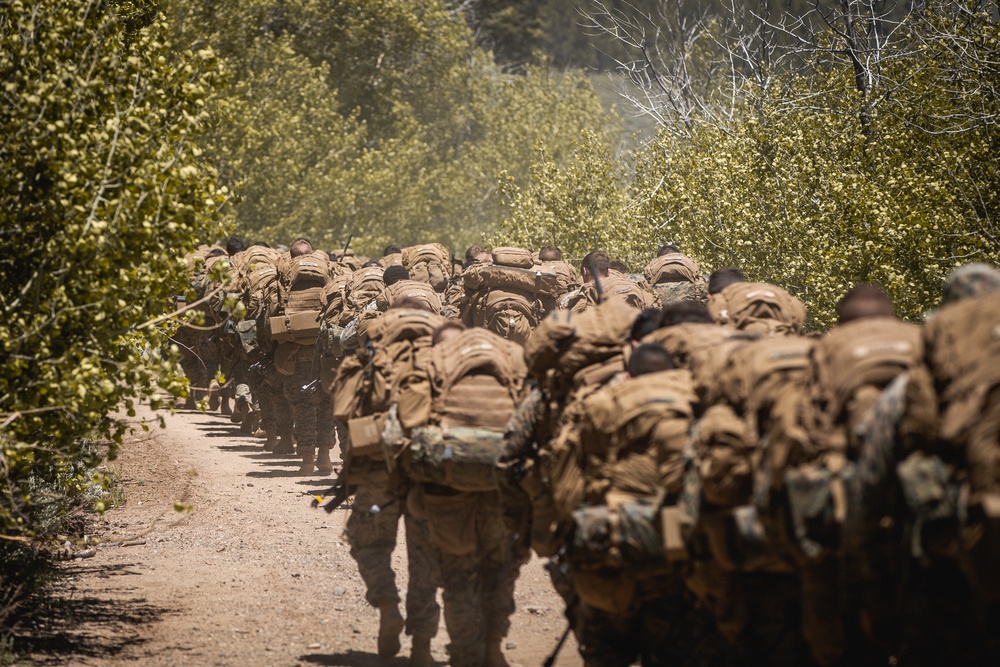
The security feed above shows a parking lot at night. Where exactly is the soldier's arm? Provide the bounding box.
[499,385,542,462]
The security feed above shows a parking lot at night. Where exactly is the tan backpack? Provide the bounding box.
[642,322,744,370]
[462,263,564,345]
[643,253,700,285]
[714,282,806,335]
[243,263,280,320]
[402,329,527,491]
[578,369,696,505]
[537,260,581,296]
[572,271,654,313]
[719,336,816,431]
[525,297,639,384]
[284,251,331,291]
[402,243,450,292]
[332,308,444,458]
[376,279,442,313]
[812,317,923,426]
[346,265,385,315]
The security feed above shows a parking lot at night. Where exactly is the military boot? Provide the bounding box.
[264,431,277,451]
[316,447,334,476]
[409,635,433,667]
[240,410,258,435]
[377,603,405,658]
[207,379,221,411]
[484,636,510,667]
[298,451,316,476]
[220,394,232,416]
[274,435,296,456]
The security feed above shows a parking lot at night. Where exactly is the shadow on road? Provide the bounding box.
[299,651,442,666]
[15,581,176,665]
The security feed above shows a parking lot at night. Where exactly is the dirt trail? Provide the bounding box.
[19,405,582,667]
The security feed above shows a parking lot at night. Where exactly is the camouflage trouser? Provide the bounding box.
[261,367,293,439]
[576,572,730,667]
[175,327,220,400]
[422,489,530,667]
[281,345,342,455]
[346,475,440,638]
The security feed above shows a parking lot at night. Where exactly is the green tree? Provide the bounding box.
[0,0,226,540]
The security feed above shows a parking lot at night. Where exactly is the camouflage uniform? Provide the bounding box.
[280,343,339,462]
[421,487,530,667]
[575,572,729,667]
[344,462,440,640]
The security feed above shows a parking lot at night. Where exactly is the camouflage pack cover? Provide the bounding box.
[650,279,708,307]
[404,425,504,491]
[570,496,666,569]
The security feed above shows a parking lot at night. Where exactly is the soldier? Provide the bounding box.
[332,301,444,666]
[274,238,339,474]
[376,266,443,313]
[396,324,530,667]
[562,343,725,666]
[564,251,654,313]
[380,244,403,268]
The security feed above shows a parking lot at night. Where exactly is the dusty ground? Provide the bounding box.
[17,405,582,667]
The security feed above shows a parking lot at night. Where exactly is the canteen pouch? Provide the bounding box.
[347,412,387,459]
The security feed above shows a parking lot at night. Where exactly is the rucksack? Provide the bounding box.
[715,336,816,426]
[284,251,331,292]
[403,328,527,491]
[243,263,280,320]
[402,243,450,292]
[914,291,1000,600]
[346,265,385,315]
[578,369,697,504]
[525,297,639,384]
[714,282,807,335]
[643,253,700,285]
[537,260,581,297]
[811,317,922,432]
[571,271,654,313]
[376,279,442,313]
[462,263,563,344]
[332,308,445,459]
[559,370,696,589]
[270,252,330,345]
[642,322,747,371]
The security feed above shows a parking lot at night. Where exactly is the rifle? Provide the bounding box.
[543,624,572,667]
[586,260,604,304]
[311,464,356,513]
[335,234,353,263]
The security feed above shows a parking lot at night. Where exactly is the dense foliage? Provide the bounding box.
[167,0,618,255]
[0,0,225,605]
[499,0,1000,327]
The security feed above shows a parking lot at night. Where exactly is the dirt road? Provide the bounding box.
[19,406,582,667]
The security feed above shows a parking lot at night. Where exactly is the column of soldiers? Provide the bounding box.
[178,237,1000,666]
